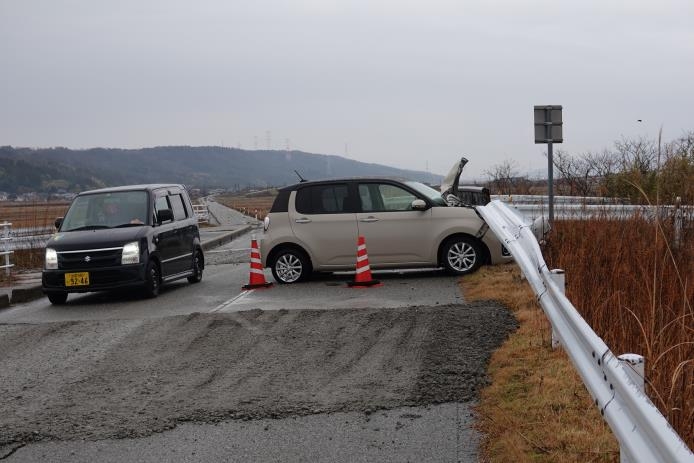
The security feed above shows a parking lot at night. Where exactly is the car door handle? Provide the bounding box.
[360,217,379,223]
[295,218,312,224]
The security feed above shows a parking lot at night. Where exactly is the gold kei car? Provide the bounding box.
[260,171,511,284]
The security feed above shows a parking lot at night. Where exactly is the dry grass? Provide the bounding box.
[215,194,275,219]
[545,217,694,449]
[463,264,619,462]
[0,201,69,228]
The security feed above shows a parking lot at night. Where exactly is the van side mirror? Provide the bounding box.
[54,217,63,229]
[157,209,174,224]
[411,199,428,211]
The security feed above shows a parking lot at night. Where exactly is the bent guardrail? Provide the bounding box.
[477,200,694,463]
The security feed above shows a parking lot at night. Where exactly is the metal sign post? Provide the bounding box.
[534,105,563,224]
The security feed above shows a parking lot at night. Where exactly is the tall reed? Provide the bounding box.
[544,214,694,449]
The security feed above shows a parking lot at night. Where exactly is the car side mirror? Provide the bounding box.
[54,217,63,229]
[411,199,428,211]
[157,209,174,224]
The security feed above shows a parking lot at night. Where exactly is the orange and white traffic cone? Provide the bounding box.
[242,236,273,290]
[347,235,382,287]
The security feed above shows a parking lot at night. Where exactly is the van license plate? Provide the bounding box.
[65,272,89,287]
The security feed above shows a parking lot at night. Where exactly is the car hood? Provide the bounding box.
[46,227,148,252]
[440,157,468,197]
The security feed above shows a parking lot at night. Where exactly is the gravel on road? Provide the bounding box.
[0,302,516,455]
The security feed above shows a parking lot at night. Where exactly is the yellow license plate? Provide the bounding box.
[65,272,90,287]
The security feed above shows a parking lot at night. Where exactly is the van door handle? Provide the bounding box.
[360,217,379,223]
[295,218,312,224]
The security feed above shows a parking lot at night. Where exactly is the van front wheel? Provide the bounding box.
[144,260,161,297]
[46,291,68,305]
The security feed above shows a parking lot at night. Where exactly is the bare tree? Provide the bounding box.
[584,149,618,178]
[552,149,606,197]
[614,135,658,174]
[484,159,519,195]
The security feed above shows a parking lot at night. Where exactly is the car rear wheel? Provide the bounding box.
[46,291,68,305]
[441,236,482,275]
[271,248,311,284]
[187,250,203,283]
[144,260,161,297]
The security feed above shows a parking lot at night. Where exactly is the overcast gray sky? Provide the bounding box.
[1,0,693,178]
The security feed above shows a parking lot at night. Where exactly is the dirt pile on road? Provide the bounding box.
[0,303,516,451]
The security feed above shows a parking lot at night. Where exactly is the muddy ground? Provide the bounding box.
[0,302,516,456]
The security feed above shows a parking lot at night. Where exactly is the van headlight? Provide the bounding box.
[121,241,140,265]
[263,216,270,231]
[45,248,58,269]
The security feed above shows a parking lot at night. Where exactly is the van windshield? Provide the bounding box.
[61,191,149,231]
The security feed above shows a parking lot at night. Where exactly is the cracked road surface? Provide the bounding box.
[0,303,516,461]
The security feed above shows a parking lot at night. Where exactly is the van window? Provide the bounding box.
[295,184,350,214]
[169,194,188,220]
[155,196,169,213]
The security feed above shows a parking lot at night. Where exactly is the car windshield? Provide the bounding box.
[61,191,149,231]
[404,181,447,207]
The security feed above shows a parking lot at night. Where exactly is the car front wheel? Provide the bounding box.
[271,248,311,284]
[441,236,482,275]
[144,260,161,297]
[46,291,68,305]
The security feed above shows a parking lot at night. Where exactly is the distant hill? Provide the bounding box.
[0,146,441,194]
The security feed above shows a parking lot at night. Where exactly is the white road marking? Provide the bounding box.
[210,289,254,313]
[205,248,251,254]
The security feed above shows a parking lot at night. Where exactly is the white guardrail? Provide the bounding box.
[3,226,54,251]
[193,203,210,223]
[477,200,694,463]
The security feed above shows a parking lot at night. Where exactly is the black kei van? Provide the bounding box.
[42,184,204,305]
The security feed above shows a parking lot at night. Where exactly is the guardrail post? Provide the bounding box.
[549,269,565,349]
[618,353,645,391]
[617,353,646,463]
[1,222,14,277]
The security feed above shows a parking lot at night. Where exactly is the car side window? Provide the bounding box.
[169,194,188,221]
[295,184,350,214]
[359,183,417,212]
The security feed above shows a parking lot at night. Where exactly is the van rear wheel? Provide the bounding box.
[187,250,203,283]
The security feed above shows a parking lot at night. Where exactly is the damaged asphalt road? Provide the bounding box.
[0,302,517,459]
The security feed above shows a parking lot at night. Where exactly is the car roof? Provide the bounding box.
[77,184,186,195]
[278,177,414,192]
